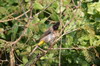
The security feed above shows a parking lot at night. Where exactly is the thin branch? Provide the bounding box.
[72,0,76,6]
[50,46,97,50]
[29,45,39,56]
[2,12,15,20]
[0,60,8,63]
[0,10,30,23]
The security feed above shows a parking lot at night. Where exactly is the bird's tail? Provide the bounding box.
[37,40,45,46]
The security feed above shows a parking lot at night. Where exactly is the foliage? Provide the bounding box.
[0,0,100,66]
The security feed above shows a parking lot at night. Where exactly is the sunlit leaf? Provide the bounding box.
[22,56,28,64]
[33,1,43,10]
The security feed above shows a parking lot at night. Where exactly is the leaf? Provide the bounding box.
[83,0,93,2]
[26,46,31,52]
[82,50,93,62]
[25,0,29,2]
[63,0,71,5]
[75,9,85,17]
[95,17,100,22]
[0,33,5,39]
[87,3,95,14]
[49,54,54,58]
[66,35,73,46]
[56,6,65,13]
[0,7,8,14]
[33,35,39,40]
[95,2,100,12]
[33,15,40,23]
[87,2,100,14]
[28,16,40,33]
[11,23,18,41]
[33,1,43,10]
[0,28,4,33]
[22,56,28,64]
[50,12,59,21]
[40,17,48,23]
[51,1,59,8]
[16,50,21,56]
[83,25,95,35]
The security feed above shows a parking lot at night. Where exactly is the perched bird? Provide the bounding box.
[38,22,60,45]
[25,22,60,66]
[29,22,60,56]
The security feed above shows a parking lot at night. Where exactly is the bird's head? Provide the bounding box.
[52,22,60,30]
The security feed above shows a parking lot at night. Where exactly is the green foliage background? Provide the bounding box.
[0,0,100,66]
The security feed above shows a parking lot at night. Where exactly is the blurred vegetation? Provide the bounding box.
[0,0,100,66]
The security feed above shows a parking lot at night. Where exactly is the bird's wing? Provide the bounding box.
[39,28,52,40]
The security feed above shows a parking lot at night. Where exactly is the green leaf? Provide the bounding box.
[87,2,100,14]
[11,23,18,41]
[83,25,95,35]
[40,17,48,23]
[82,50,92,62]
[0,33,5,39]
[50,12,59,21]
[63,0,71,5]
[25,0,29,2]
[95,2,100,12]
[49,53,54,58]
[87,3,95,14]
[56,6,65,13]
[22,56,28,64]
[26,46,31,52]
[0,28,4,33]
[16,50,20,55]
[0,7,8,14]
[83,0,93,2]
[95,17,100,22]
[33,1,43,10]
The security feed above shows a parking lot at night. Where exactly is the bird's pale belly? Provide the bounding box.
[41,34,56,44]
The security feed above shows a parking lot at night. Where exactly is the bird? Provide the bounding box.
[29,22,60,56]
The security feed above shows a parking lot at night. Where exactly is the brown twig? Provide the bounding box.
[29,45,39,56]
[0,10,30,23]
[2,12,15,20]
[50,46,97,50]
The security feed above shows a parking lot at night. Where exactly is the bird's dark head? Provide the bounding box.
[53,22,60,30]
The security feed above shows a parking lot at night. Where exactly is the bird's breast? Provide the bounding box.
[40,33,56,44]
